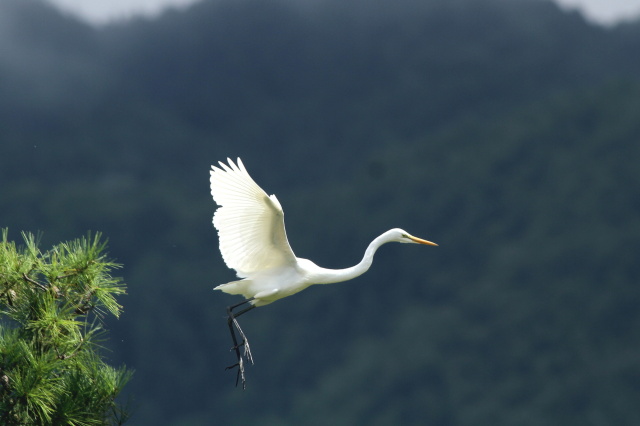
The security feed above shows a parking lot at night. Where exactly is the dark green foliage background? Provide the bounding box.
[1,0,639,424]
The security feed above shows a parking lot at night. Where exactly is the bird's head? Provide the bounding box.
[388,228,438,246]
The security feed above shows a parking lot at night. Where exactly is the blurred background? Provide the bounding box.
[2,0,640,424]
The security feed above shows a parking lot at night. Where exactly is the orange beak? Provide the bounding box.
[408,234,438,246]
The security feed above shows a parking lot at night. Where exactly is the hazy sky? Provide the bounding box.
[47,0,201,24]
[554,0,640,24]
[46,0,640,26]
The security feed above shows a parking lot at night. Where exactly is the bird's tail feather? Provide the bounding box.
[214,279,251,296]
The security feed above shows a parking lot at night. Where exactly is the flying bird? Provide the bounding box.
[210,158,437,388]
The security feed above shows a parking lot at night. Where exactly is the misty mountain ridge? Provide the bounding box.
[3,0,640,126]
[3,0,640,184]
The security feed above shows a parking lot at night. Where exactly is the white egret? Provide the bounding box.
[210,158,437,388]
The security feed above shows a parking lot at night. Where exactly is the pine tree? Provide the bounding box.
[0,229,131,425]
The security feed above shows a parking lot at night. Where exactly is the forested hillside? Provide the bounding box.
[1,0,639,424]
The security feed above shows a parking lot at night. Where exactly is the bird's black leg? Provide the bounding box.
[225,298,256,389]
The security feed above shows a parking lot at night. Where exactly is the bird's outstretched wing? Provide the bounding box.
[210,158,296,277]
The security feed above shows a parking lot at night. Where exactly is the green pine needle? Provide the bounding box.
[0,229,132,425]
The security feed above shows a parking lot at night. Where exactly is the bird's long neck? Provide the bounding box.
[314,233,390,284]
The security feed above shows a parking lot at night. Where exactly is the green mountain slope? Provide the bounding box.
[1,0,639,424]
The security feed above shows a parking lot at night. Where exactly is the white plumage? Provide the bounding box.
[210,158,437,388]
[210,158,437,307]
[211,158,295,278]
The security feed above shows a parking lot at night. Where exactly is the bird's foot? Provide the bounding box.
[225,357,248,389]
[225,319,253,389]
[224,300,256,389]
[231,317,254,364]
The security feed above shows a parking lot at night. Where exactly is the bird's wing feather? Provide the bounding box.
[210,158,296,277]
